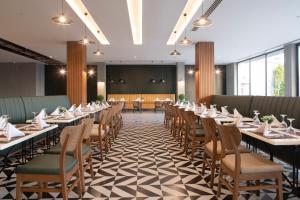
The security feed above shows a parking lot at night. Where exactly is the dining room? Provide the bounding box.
[0,0,300,199]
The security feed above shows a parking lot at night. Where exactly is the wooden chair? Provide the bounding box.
[201,117,219,188]
[91,109,110,161]
[154,101,163,112]
[182,110,205,161]
[163,103,172,128]
[79,118,94,193]
[133,101,142,112]
[15,124,84,200]
[217,124,283,200]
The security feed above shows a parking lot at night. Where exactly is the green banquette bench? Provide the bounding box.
[0,95,70,124]
[211,95,300,168]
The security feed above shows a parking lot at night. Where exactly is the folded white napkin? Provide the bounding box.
[87,103,91,108]
[51,107,60,116]
[180,102,184,107]
[209,109,217,118]
[105,101,110,107]
[4,123,25,141]
[224,116,243,127]
[68,104,76,112]
[255,121,269,136]
[0,116,5,130]
[221,106,229,115]
[175,101,180,106]
[109,98,115,102]
[233,108,242,118]
[63,110,75,119]
[75,108,83,116]
[36,117,50,129]
[271,115,282,128]
[36,109,47,119]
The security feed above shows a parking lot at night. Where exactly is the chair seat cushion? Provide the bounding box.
[205,141,249,155]
[222,153,283,174]
[15,154,77,175]
[205,140,222,155]
[195,129,205,137]
[45,143,91,155]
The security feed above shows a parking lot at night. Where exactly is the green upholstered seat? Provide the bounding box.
[22,95,71,120]
[195,129,205,137]
[45,143,91,156]
[0,97,26,124]
[15,154,77,175]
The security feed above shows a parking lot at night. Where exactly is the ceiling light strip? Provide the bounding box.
[126,0,142,45]
[65,0,110,45]
[166,0,203,45]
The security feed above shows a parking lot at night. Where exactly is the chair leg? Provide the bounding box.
[76,170,82,198]
[210,157,216,188]
[61,180,68,200]
[89,154,94,178]
[217,168,223,197]
[38,182,43,199]
[276,174,283,200]
[202,152,207,175]
[16,176,22,200]
[98,137,103,161]
[255,180,260,196]
[79,159,85,193]
[191,139,195,161]
[232,179,239,200]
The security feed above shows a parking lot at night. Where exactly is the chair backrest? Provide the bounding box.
[201,117,217,143]
[60,124,85,154]
[185,110,198,129]
[217,124,241,156]
[81,118,94,140]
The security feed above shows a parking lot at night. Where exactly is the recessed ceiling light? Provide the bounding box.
[167,0,204,45]
[59,68,66,75]
[126,0,143,45]
[65,0,110,45]
[88,69,95,76]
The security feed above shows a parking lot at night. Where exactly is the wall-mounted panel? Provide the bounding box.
[106,65,176,94]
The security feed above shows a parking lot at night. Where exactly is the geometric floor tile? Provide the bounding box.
[0,112,298,199]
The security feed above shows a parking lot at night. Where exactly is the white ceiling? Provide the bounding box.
[0,0,299,65]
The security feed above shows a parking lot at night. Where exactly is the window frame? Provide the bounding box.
[236,48,284,96]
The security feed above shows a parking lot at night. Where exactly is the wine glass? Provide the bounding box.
[253,112,261,125]
[280,114,287,128]
[32,112,37,124]
[287,118,295,133]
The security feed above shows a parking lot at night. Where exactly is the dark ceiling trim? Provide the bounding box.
[0,38,64,65]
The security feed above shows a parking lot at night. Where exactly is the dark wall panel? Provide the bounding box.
[45,65,66,95]
[106,65,176,94]
[87,65,97,102]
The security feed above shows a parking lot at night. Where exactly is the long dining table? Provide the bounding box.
[194,111,300,196]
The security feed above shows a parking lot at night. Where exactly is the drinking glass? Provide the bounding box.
[32,112,37,124]
[280,114,287,128]
[287,118,295,133]
[253,112,260,125]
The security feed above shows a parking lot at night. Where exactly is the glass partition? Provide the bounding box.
[267,50,284,96]
[237,61,250,95]
[250,56,266,95]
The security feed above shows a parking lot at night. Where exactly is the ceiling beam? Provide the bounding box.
[0,38,64,65]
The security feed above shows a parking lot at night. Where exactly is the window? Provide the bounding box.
[267,50,284,96]
[237,61,250,95]
[237,49,284,96]
[250,56,266,95]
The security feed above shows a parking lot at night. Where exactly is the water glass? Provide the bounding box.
[280,114,287,128]
[287,118,295,133]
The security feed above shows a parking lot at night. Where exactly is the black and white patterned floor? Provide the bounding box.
[0,112,298,199]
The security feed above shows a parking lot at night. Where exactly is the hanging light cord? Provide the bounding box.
[184,13,187,38]
[61,0,64,14]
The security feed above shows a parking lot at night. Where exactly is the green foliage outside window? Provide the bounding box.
[273,64,284,96]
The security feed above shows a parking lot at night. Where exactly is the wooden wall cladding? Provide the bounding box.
[195,42,215,105]
[106,65,176,94]
[66,41,87,105]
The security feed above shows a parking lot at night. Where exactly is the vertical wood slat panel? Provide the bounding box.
[67,41,87,105]
[195,42,215,105]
